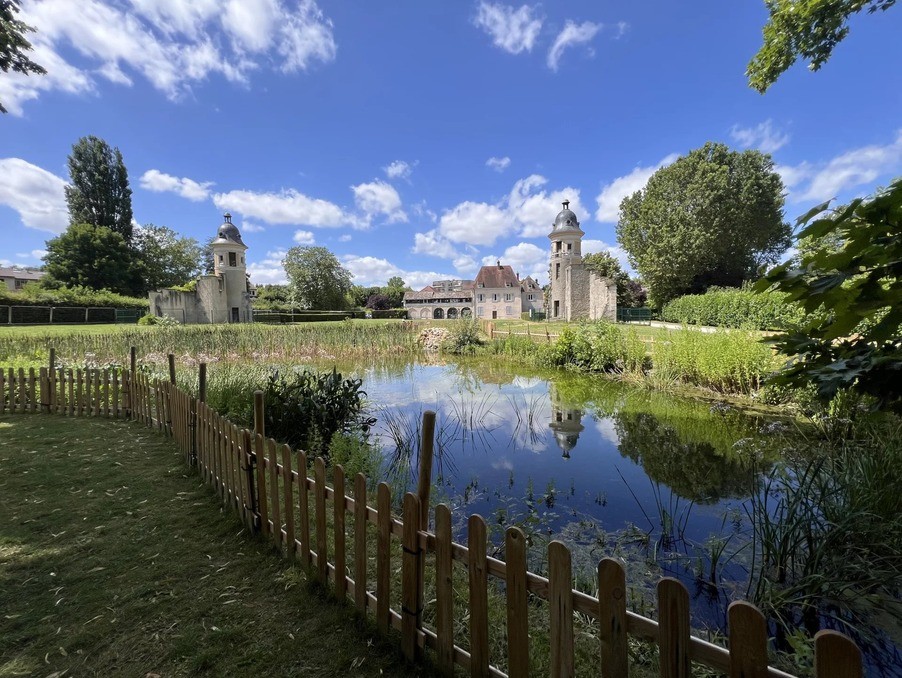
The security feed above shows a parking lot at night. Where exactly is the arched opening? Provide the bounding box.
[447,307,459,319]
[461,307,472,318]
[433,308,445,319]
[420,308,430,319]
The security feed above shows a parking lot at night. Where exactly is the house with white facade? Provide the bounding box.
[1,267,45,291]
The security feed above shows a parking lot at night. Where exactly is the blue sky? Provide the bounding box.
[1,0,900,288]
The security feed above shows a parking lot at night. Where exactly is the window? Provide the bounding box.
[506,282,512,287]
[504,293,512,301]
[555,263,560,279]
[478,294,484,302]
[528,294,534,301]
[505,306,512,315]
[567,243,572,252]
[241,256,245,264]
[492,293,498,301]
[477,306,484,317]
[229,252,237,267]
[219,255,223,262]
[477,282,484,288]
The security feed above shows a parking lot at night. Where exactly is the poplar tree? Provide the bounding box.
[65,136,134,241]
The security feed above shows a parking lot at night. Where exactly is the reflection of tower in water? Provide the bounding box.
[548,384,584,459]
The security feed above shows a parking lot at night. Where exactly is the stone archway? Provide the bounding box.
[461,307,472,318]
[433,307,445,319]
[447,307,459,319]
[420,308,430,319]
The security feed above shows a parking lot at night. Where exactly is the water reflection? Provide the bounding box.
[549,383,584,459]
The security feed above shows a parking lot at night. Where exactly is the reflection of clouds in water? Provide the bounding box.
[511,376,543,390]
[594,416,620,445]
[492,457,514,471]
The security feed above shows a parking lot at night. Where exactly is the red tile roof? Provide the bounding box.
[475,264,518,288]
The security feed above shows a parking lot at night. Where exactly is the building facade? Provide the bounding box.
[1,267,45,291]
[148,214,255,324]
[547,201,617,321]
[403,269,542,320]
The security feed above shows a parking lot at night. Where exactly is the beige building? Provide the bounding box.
[148,214,254,324]
[1,267,45,291]
[547,201,617,321]
[403,269,542,320]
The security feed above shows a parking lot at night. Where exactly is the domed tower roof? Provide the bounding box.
[211,213,246,247]
[550,200,583,235]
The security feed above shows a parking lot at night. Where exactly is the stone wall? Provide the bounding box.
[564,264,617,321]
[588,273,617,321]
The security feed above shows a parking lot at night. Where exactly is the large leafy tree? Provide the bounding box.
[381,275,407,308]
[748,0,896,93]
[616,142,790,305]
[283,246,353,310]
[0,0,45,114]
[65,136,134,240]
[132,224,202,294]
[755,180,902,411]
[43,223,142,295]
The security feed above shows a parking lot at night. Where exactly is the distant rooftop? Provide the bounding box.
[0,267,45,281]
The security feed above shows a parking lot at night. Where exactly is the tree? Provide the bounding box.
[43,224,141,295]
[0,0,45,114]
[132,224,202,294]
[382,275,407,308]
[365,293,392,310]
[747,0,896,93]
[65,136,134,240]
[755,180,902,411]
[616,142,790,306]
[254,284,293,310]
[282,246,353,310]
[582,251,647,308]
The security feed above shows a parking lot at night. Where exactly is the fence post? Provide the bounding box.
[415,410,436,637]
[814,630,862,678]
[168,353,176,385]
[505,527,529,678]
[126,346,136,420]
[39,367,49,414]
[250,390,265,534]
[658,578,691,678]
[192,362,206,467]
[549,541,574,678]
[402,492,421,662]
[598,558,628,678]
[48,348,56,413]
[242,429,257,531]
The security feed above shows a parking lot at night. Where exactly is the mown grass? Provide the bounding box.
[0,414,433,678]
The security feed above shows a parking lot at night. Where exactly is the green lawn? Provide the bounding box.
[0,414,433,677]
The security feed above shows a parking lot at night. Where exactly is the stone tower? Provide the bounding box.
[548,200,584,320]
[210,213,251,323]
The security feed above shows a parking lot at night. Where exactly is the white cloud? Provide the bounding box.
[3,0,336,116]
[486,156,511,172]
[438,174,584,246]
[473,2,542,54]
[13,249,48,262]
[412,229,479,275]
[351,180,407,224]
[0,158,68,233]
[547,20,601,71]
[338,234,352,242]
[241,221,265,233]
[595,153,679,222]
[481,242,547,283]
[213,188,351,227]
[140,169,213,201]
[730,119,790,154]
[383,160,415,180]
[293,229,315,244]
[439,201,509,246]
[784,130,902,203]
[342,255,448,289]
[247,248,287,285]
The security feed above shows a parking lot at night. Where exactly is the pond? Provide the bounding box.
[330,357,785,636]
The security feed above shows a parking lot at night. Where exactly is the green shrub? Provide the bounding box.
[442,318,484,355]
[660,287,805,330]
[370,309,408,319]
[0,282,149,310]
[137,314,156,326]
[547,321,647,373]
[328,432,383,479]
[253,310,365,323]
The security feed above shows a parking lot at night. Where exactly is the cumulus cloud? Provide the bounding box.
[438,174,584,246]
[247,248,288,284]
[412,229,479,275]
[583,239,631,271]
[486,156,511,172]
[547,20,601,71]
[595,153,679,223]
[140,169,214,201]
[473,2,543,54]
[342,254,448,289]
[338,234,352,242]
[293,229,315,244]
[730,119,790,154]
[383,160,415,180]
[241,221,265,232]
[780,130,902,203]
[481,242,547,283]
[351,180,407,224]
[0,158,68,233]
[213,188,351,227]
[2,0,336,115]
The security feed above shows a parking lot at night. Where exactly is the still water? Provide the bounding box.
[335,358,781,633]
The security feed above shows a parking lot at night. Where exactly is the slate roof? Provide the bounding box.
[0,267,45,281]
[520,275,540,291]
[403,288,474,302]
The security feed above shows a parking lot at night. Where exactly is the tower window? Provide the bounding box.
[555,263,560,280]
[219,255,223,262]
[567,243,572,251]
[229,252,237,267]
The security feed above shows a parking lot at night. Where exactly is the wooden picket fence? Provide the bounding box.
[0,351,865,678]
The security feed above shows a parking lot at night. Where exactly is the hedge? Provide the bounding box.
[370,309,408,319]
[660,287,805,330]
[253,310,366,324]
[0,284,149,310]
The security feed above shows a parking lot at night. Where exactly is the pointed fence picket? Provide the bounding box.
[0,349,866,678]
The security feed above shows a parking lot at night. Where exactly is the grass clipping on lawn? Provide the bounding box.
[0,415,429,677]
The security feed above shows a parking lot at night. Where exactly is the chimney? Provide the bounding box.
[562,200,569,210]
[497,259,501,268]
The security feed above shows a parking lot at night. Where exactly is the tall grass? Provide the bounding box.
[0,320,421,365]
